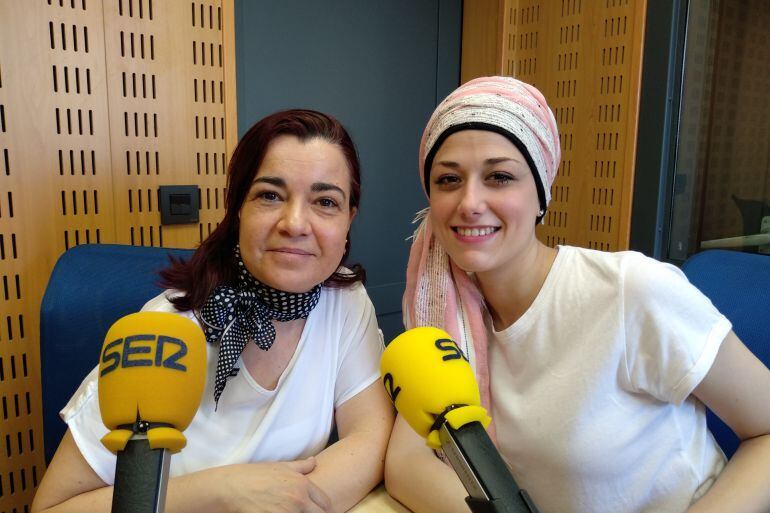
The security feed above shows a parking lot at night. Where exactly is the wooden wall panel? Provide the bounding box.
[103,1,231,249]
[0,2,115,509]
[48,2,117,252]
[461,0,505,83]
[464,0,647,251]
[0,2,236,511]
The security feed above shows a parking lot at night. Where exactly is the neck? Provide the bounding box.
[475,239,557,331]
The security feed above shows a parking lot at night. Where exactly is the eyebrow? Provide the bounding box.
[253,176,285,187]
[433,157,523,169]
[311,182,346,199]
[253,176,346,200]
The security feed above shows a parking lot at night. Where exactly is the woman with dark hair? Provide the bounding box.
[33,110,394,513]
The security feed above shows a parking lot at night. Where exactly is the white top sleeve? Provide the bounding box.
[60,366,114,483]
[620,253,732,404]
[333,283,383,408]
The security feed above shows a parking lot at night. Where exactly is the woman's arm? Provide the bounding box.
[307,380,395,513]
[384,414,469,513]
[32,430,331,513]
[686,330,770,513]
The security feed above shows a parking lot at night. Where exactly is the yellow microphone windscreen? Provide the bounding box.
[380,327,490,448]
[98,311,206,453]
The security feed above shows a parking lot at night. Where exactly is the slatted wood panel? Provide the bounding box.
[48,2,117,253]
[103,1,233,248]
[0,3,112,509]
[461,0,504,84]
[0,2,236,511]
[463,0,646,251]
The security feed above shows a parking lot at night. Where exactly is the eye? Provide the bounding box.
[317,197,340,209]
[256,190,281,202]
[487,172,515,185]
[433,174,461,187]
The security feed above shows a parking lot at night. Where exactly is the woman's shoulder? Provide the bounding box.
[319,276,376,324]
[580,247,691,299]
[321,278,369,303]
[141,290,197,320]
[562,245,673,273]
[558,245,686,294]
[611,250,685,289]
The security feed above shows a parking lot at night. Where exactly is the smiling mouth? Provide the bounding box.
[452,227,500,237]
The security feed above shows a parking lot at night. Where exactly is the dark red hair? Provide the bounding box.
[160,109,365,311]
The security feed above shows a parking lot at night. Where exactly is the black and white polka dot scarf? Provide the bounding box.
[199,244,321,406]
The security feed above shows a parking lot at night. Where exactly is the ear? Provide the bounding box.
[349,206,358,226]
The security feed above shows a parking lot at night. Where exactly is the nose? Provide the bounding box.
[277,200,311,237]
[457,180,486,220]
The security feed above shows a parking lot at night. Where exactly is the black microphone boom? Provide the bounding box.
[111,429,170,513]
[438,420,539,513]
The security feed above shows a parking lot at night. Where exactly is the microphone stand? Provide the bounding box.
[438,422,540,513]
[111,420,171,513]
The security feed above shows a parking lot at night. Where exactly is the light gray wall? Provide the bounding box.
[234,0,462,342]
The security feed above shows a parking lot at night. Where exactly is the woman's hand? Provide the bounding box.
[216,457,332,513]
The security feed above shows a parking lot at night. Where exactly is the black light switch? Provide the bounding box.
[159,185,199,225]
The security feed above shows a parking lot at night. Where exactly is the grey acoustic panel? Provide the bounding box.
[234,0,461,341]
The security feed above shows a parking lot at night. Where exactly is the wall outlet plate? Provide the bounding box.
[159,185,200,225]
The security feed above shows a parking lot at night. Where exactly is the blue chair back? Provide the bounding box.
[40,244,194,462]
[681,249,770,458]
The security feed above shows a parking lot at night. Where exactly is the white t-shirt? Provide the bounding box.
[488,246,731,513]
[62,281,383,485]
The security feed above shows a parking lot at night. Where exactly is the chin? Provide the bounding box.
[250,265,318,292]
[277,274,328,293]
[447,257,487,274]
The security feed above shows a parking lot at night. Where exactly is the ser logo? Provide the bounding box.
[100,334,188,377]
[435,338,468,362]
[382,373,401,403]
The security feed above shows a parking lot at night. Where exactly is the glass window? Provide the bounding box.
[669,0,770,259]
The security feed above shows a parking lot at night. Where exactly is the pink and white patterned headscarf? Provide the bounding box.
[404,77,561,417]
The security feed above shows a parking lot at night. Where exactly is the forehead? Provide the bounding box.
[255,135,351,187]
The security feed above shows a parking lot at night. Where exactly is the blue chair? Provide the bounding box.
[681,249,770,458]
[40,243,193,463]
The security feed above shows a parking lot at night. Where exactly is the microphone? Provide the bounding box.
[381,327,539,513]
[98,311,207,513]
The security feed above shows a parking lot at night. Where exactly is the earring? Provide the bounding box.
[538,209,545,217]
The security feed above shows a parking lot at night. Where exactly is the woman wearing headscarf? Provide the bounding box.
[384,77,770,513]
[33,110,394,513]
